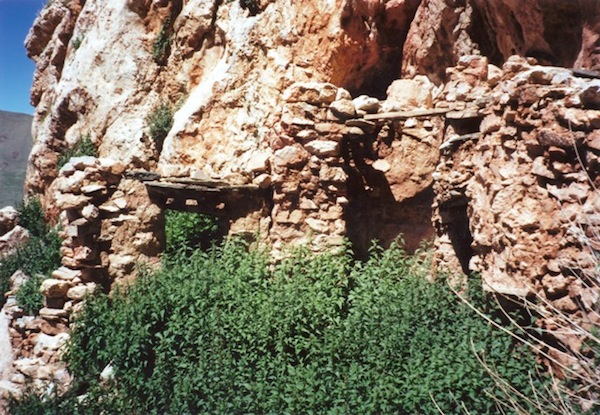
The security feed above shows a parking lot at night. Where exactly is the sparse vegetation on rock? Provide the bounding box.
[72,35,83,50]
[57,134,97,170]
[0,199,61,311]
[146,103,173,150]
[152,22,172,64]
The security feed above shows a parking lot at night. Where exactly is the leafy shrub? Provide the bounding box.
[146,103,173,149]
[152,23,171,64]
[55,241,550,414]
[16,275,45,316]
[0,249,18,307]
[11,230,62,314]
[0,198,62,311]
[165,210,219,253]
[57,134,97,170]
[17,197,49,238]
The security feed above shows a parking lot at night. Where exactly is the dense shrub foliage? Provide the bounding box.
[165,210,219,253]
[17,198,49,238]
[146,103,173,149]
[34,240,550,414]
[57,134,98,170]
[0,199,61,311]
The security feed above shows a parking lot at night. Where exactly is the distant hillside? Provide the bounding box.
[0,110,32,208]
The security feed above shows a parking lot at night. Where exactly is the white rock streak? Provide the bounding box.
[0,310,12,379]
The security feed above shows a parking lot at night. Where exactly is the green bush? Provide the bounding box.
[16,274,45,316]
[165,210,219,253]
[17,197,49,238]
[0,198,62,311]
[152,23,171,64]
[53,241,549,414]
[57,134,97,170]
[146,103,173,149]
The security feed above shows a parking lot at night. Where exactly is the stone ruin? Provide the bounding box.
[1,55,599,396]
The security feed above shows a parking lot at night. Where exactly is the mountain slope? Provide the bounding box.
[0,110,32,207]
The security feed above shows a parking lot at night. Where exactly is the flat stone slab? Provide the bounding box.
[572,68,600,79]
[445,108,483,119]
[162,177,231,188]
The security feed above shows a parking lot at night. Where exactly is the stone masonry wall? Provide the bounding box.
[1,156,163,396]
[433,55,600,362]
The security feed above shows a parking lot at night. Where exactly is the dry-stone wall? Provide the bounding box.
[271,79,445,256]
[433,55,600,365]
[0,156,163,397]
[52,156,162,286]
[270,83,350,253]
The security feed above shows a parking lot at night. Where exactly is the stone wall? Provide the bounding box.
[270,79,445,256]
[0,156,163,396]
[433,55,600,362]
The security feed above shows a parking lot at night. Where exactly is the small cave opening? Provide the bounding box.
[469,0,586,69]
[435,116,481,276]
[540,0,584,67]
[468,3,503,67]
[346,58,404,100]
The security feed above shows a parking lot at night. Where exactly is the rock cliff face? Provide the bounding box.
[3,0,599,393]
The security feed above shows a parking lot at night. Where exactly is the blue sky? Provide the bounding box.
[0,0,47,114]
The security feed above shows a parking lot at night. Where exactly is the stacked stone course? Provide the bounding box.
[433,55,600,362]
[270,82,353,252]
[1,156,163,397]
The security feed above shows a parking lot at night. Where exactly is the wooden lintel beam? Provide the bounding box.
[363,107,453,121]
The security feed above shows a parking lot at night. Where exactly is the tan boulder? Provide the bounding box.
[0,226,29,258]
[382,76,434,112]
[283,83,338,105]
[40,279,70,299]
